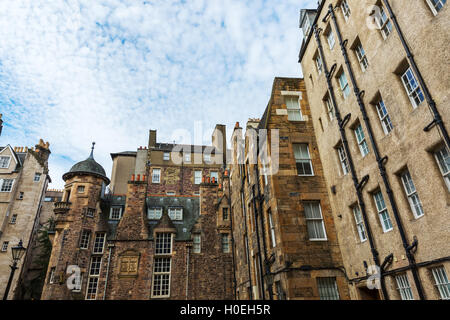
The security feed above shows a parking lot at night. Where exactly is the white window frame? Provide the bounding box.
[155,233,173,255]
[86,256,102,300]
[285,96,303,121]
[77,186,85,193]
[434,146,450,191]
[401,67,425,108]
[194,170,202,184]
[152,168,161,183]
[355,43,368,71]
[34,173,41,182]
[0,156,11,168]
[353,205,367,242]
[293,144,314,176]
[400,170,424,218]
[338,72,350,99]
[109,206,123,220]
[163,152,170,161]
[193,234,201,253]
[221,233,230,253]
[395,274,414,300]
[0,179,14,192]
[148,207,163,220]
[1,241,9,252]
[184,153,191,162]
[168,207,183,220]
[341,0,351,21]
[317,277,340,300]
[93,233,106,254]
[268,210,276,248]
[151,257,172,298]
[375,98,393,134]
[376,6,393,39]
[354,124,369,157]
[80,230,91,249]
[326,29,335,49]
[10,214,17,224]
[431,267,450,300]
[325,97,334,121]
[210,171,219,182]
[426,0,447,15]
[373,191,393,232]
[337,145,350,175]
[303,202,327,241]
[203,154,211,163]
[315,54,323,75]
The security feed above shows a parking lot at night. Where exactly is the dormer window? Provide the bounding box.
[168,207,183,220]
[0,156,11,168]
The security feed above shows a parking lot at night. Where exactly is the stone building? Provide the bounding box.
[0,139,51,299]
[41,125,234,300]
[299,0,449,300]
[229,77,350,300]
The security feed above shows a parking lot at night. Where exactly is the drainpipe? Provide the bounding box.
[312,24,389,299]
[382,0,449,150]
[251,184,265,300]
[328,4,425,300]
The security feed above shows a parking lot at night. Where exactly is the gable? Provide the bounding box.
[0,145,20,171]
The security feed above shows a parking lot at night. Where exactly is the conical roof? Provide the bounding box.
[62,142,110,184]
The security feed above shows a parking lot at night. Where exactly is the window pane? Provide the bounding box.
[317,277,340,300]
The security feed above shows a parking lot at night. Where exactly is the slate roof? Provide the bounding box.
[63,148,110,184]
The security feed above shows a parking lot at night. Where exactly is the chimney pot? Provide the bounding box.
[131,174,135,181]
[137,174,141,181]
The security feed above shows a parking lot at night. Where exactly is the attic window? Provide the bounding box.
[168,207,183,220]
[0,156,11,168]
[148,207,163,220]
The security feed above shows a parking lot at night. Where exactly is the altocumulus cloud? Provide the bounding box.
[0,0,316,188]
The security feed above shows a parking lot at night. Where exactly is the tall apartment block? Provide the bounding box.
[299,0,449,300]
[230,77,349,300]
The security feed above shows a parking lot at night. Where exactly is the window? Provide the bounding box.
[426,0,447,14]
[193,234,201,253]
[19,192,25,200]
[166,191,175,196]
[354,124,369,157]
[10,214,17,224]
[317,277,340,300]
[374,191,393,232]
[376,5,393,39]
[341,0,351,21]
[168,207,183,220]
[400,170,424,218]
[285,96,303,121]
[434,146,450,191]
[204,154,211,163]
[72,273,83,292]
[338,72,350,99]
[163,152,170,161]
[49,267,56,284]
[268,209,276,248]
[431,267,450,300]
[401,67,425,108]
[353,205,367,242]
[221,233,230,253]
[155,233,172,255]
[293,144,314,176]
[0,156,11,168]
[34,173,41,182]
[0,179,14,192]
[303,202,327,240]
[93,233,106,254]
[325,97,334,121]
[86,256,102,300]
[45,197,53,202]
[148,207,163,220]
[80,230,91,249]
[395,274,414,300]
[355,43,368,71]
[184,153,191,162]
[152,257,171,297]
[109,207,122,220]
[152,168,161,183]
[222,207,229,220]
[77,185,85,193]
[210,171,219,182]
[326,29,335,49]
[1,241,9,252]
[337,145,350,175]
[261,157,269,186]
[375,98,394,134]
[86,208,95,217]
[315,54,323,75]
[194,170,202,184]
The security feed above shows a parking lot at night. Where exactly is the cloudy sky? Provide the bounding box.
[0,0,316,189]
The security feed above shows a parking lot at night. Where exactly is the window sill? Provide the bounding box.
[309,239,328,242]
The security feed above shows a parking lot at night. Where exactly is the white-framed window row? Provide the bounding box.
[293,143,314,176]
[376,5,393,39]
[152,168,161,183]
[168,207,183,221]
[193,234,201,253]
[0,156,11,168]
[341,0,351,21]
[148,207,163,220]
[434,146,450,191]
[352,205,367,243]
[109,206,123,220]
[337,144,350,176]
[400,169,424,219]
[354,124,370,157]
[426,0,447,15]
[431,266,450,300]
[375,98,394,134]
[303,201,327,241]
[355,42,368,72]
[395,273,414,300]
[85,256,102,300]
[373,190,393,233]
[285,96,303,121]
[93,232,106,254]
[151,257,172,298]
[338,71,350,99]
[401,67,425,108]
[0,179,15,192]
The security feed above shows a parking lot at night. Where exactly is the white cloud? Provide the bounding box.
[0,0,317,188]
